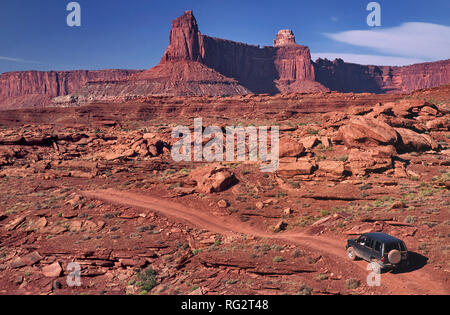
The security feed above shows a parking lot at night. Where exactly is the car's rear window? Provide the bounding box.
[384,242,406,252]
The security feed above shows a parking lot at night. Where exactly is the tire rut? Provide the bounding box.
[81,189,447,295]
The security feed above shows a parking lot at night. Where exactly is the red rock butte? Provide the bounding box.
[1,10,450,109]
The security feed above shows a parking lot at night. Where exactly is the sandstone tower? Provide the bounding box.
[274,30,297,47]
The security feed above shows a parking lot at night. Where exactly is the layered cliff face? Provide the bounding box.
[160,11,203,62]
[314,58,386,93]
[0,70,141,109]
[1,10,449,110]
[159,11,322,94]
[314,58,450,94]
[154,10,450,95]
[69,10,321,102]
[382,60,450,93]
[73,61,250,101]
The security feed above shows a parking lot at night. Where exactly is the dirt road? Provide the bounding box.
[82,189,448,295]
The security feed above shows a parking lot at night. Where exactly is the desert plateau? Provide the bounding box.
[0,7,448,297]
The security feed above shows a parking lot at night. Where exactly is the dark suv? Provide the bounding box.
[346,233,409,270]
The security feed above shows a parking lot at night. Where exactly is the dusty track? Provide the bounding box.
[82,189,448,295]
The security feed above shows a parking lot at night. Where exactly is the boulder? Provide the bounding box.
[321,136,332,148]
[279,138,305,158]
[376,100,437,118]
[301,136,319,149]
[217,199,229,208]
[317,161,346,177]
[395,128,438,152]
[21,251,43,266]
[277,159,316,177]
[273,220,288,232]
[338,117,398,149]
[190,166,238,194]
[426,117,449,131]
[348,146,396,175]
[42,262,62,278]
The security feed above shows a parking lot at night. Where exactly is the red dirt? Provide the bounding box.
[0,85,448,296]
[81,189,449,295]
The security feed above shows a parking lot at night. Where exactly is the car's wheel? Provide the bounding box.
[388,250,401,265]
[347,247,357,261]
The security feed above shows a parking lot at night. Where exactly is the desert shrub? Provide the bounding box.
[273,256,285,263]
[298,284,313,295]
[136,267,157,292]
[405,216,417,224]
[345,278,360,289]
[317,273,329,281]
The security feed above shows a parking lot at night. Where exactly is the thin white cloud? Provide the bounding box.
[324,22,450,61]
[0,56,41,64]
[311,53,426,66]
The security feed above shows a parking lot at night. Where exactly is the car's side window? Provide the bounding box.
[365,238,373,248]
[374,241,381,252]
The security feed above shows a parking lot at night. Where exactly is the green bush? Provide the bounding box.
[136,267,157,292]
[273,256,285,263]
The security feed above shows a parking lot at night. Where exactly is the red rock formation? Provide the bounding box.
[160,11,203,63]
[274,30,297,47]
[155,11,450,95]
[1,10,449,109]
[159,11,322,94]
[0,70,141,109]
[314,58,450,94]
[77,61,250,100]
[382,60,450,93]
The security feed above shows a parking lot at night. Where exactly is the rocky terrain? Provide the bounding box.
[0,84,448,295]
[1,11,449,110]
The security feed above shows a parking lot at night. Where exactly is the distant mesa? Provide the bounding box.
[0,10,449,109]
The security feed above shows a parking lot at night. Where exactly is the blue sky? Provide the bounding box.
[0,0,449,73]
